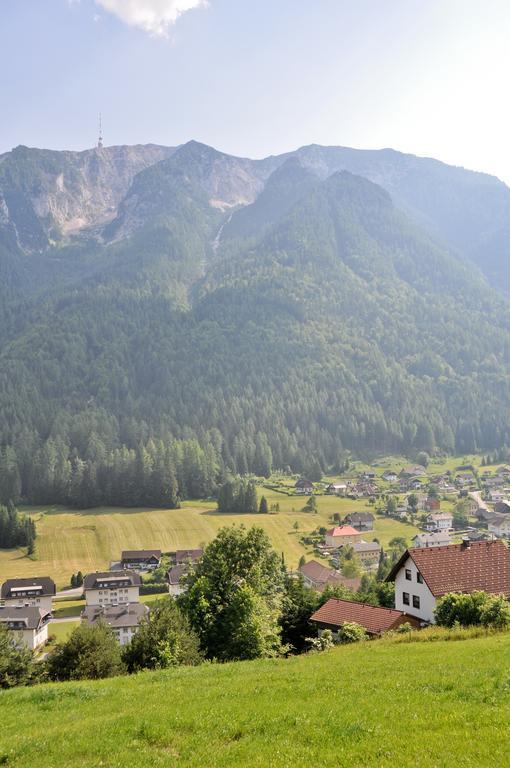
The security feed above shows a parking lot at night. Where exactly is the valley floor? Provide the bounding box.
[1,632,509,767]
[0,492,419,588]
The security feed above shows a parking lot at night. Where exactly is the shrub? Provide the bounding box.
[307,629,334,652]
[46,622,125,681]
[434,591,510,629]
[336,622,368,644]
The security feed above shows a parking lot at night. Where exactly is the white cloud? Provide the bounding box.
[95,0,208,37]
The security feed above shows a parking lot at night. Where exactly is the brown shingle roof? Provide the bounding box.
[121,550,161,561]
[299,561,361,592]
[83,571,141,590]
[1,577,56,599]
[387,540,510,598]
[310,598,420,635]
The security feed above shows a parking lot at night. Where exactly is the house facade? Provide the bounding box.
[412,532,451,548]
[295,478,313,495]
[81,603,149,646]
[344,512,374,531]
[120,550,161,571]
[424,513,452,532]
[167,564,188,596]
[83,571,141,606]
[352,541,381,566]
[0,606,51,650]
[325,526,362,547]
[488,517,510,538]
[0,577,56,613]
[387,539,510,624]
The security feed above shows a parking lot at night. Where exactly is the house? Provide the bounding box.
[167,564,189,596]
[325,525,363,548]
[295,478,313,494]
[326,483,347,495]
[464,530,489,543]
[120,550,162,571]
[412,532,451,548]
[81,603,149,646]
[173,549,203,565]
[425,498,441,512]
[400,465,427,479]
[488,517,510,538]
[424,513,452,532]
[0,577,56,613]
[488,490,506,503]
[310,598,421,637]
[387,539,510,624]
[352,541,381,566]
[494,501,510,516]
[476,506,495,523]
[0,606,51,650]
[344,512,374,531]
[298,561,361,592]
[83,571,141,606]
[382,471,398,482]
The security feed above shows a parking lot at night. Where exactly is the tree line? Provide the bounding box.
[0,503,36,552]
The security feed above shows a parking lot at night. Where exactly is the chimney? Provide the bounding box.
[461,536,471,550]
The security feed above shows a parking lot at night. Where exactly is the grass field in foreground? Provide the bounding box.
[0,492,419,588]
[2,631,510,767]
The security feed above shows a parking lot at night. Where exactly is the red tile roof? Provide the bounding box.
[310,598,420,635]
[387,540,510,598]
[299,560,361,592]
[326,525,360,537]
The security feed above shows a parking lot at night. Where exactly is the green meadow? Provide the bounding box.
[2,630,509,767]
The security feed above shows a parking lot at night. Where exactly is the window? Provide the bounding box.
[413,595,421,609]
[402,592,410,606]
[416,572,423,584]
[405,568,412,581]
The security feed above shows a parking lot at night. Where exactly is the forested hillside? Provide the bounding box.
[1,140,510,506]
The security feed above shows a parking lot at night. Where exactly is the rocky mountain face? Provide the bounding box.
[0,143,175,251]
[1,139,510,292]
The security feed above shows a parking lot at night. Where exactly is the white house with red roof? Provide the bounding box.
[386,539,510,624]
[324,525,362,547]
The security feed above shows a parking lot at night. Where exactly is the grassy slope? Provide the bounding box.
[0,492,419,588]
[1,633,510,767]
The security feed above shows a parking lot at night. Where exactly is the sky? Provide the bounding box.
[1,0,510,181]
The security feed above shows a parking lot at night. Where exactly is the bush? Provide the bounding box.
[140,583,168,595]
[0,624,39,688]
[307,629,334,652]
[46,622,125,681]
[336,622,368,644]
[434,591,510,629]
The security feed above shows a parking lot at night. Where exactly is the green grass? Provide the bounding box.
[46,620,78,644]
[2,631,510,767]
[0,495,420,588]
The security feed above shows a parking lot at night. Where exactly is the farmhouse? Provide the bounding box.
[344,512,374,531]
[295,478,313,494]
[310,598,420,637]
[81,603,149,646]
[326,483,347,495]
[352,541,381,566]
[325,526,362,547]
[381,471,397,482]
[83,571,141,606]
[424,513,452,532]
[173,549,203,565]
[412,532,451,549]
[488,517,510,538]
[0,577,56,613]
[298,560,361,592]
[167,564,189,596]
[400,465,427,478]
[120,550,162,571]
[387,539,510,624]
[494,501,510,516]
[0,606,51,650]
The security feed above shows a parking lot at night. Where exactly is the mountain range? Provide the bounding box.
[1,138,510,503]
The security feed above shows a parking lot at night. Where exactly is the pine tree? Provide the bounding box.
[259,496,269,514]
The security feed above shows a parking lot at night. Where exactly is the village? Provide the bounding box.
[2,458,510,652]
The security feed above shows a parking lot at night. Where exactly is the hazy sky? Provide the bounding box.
[2,0,510,181]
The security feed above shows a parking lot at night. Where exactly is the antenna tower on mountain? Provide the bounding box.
[97,113,103,149]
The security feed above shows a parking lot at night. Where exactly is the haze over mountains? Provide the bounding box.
[1,139,510,504]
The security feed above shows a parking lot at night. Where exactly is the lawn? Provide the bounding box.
[46,620,79,644]
[0,495,420,588]
[2,631,510,767]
